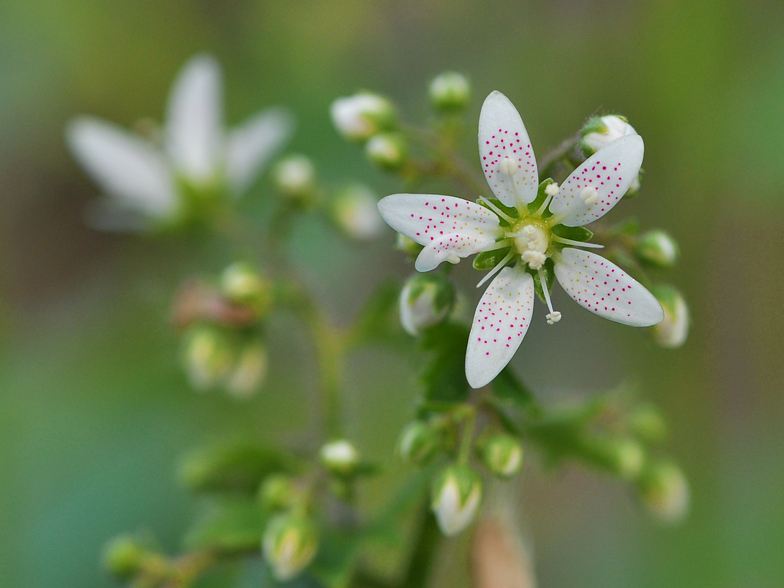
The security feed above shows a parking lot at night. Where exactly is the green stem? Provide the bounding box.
[402,500,442,588]
[457,410,477,465]
[538,131,582,181]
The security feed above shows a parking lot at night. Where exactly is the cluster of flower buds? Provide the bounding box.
[177,262,273,398]
[399,273,456,336]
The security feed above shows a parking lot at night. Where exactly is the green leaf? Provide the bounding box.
[527,177,554,213]
[184,498,265,553]
[493,367,535,408]
[178,442,289,495]
[418,322,471,403]
[530,258,555,304]
[473,247,512,270]
[310,530,361,588]
[551,224,594,242]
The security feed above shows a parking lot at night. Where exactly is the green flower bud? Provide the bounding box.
[103,535,146,579]
[331,184,385,241]
[651,285,690,348]
[220,262,272,316]
[431,464,483,536]
[365,132,408,171]
[399,273,455,336]
[428,72,471,111]
[398,421,441,464]
[637,462,690,524]
[590,436,646,480]
[330,92,396,142]
[319,439,360,476]
[259,474,297,511]
[272,154,316,202]
[628,403,668,444]
[263,513,318,581]
[636,230,679,268]
[225,341,268,399]
[480,434,524,479]
[182,326,233,391]
[581,114,638,155]
[396,233,424,255]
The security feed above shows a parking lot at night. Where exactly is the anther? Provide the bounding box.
[546,311,562,325]
[499,158,518,176]
[522,250,546,269]
[545,182,560,197]
[580,186,600,205]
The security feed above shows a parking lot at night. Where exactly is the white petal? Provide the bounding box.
[414,231,498,272]
[554,248,663,326]
[466,266,535,389]
[478,91,538,207]
[66,116,177,218]
[165,53,223,183]
[378,193,501,246]
[226,107,294,195]
[549,135,643,227]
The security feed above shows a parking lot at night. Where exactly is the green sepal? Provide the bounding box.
[527,177,554,213]
[419,322,471,403]
[178,442,289,495]
[551,224,593,242]
[184,498,265,552]
[477,197,518,226]
[529,258,555,305]
[473,246,511,270]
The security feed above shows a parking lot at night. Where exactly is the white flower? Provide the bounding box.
[67,53,293,228]
[330,92,395,142]
[378,91,664,389]
[582,114,638,154]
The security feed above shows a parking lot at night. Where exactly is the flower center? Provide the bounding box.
[510,221,549,270]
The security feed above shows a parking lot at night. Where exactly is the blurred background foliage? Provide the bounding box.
[2,0,784,586]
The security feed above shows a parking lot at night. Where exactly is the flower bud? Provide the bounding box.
[398,421,441,464]
[220,262,272,316]
[103,535,146,579]
[225,341,268,399]
[396,233,424,255]
[331,184,385,241]
[399,274,455,336]
[590,436,646,480]
[428,71,471,111]
[365,132,408,171]
[628,402,668,444]
[330,92,396,142]
[272,155,316,202]
[319,440,360,476]
[259,474,297,511]
[431,464,483,536]
[637,462,690,524]
[263,513,318,581]
[651,285,690,348]
[182,326,233,391]
[480,434,524,479]
[636,230,679,268]
[581,114,638,155]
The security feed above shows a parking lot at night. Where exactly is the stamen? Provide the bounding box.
[477,197,515,224]
[551,236,604,249]
[476,249,516,289]
[537,268,561,325]
[580,186,600,205]
[535,182,559,217]
[481,238,514,252]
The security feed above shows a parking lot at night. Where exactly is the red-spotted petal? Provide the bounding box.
[415,232,499,272]
[378,193,501,247]
[478,91,538,207]
[466,266,534,389]
[554,248,663,326]
[549,135,644,227]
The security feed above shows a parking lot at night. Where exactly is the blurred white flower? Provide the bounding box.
[67,53,293,228]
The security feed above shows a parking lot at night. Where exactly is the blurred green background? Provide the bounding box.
[2,0,784,586]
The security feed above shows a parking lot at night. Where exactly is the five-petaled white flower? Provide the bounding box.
[378,91,664,388]
[67,53,293,229]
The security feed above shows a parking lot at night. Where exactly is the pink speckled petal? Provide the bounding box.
[478,91,538,207]
[466,266,534,389]
[415,231,499,272]
[554,248,663,326]
[550,135,644,227]
[378,193,501,246]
